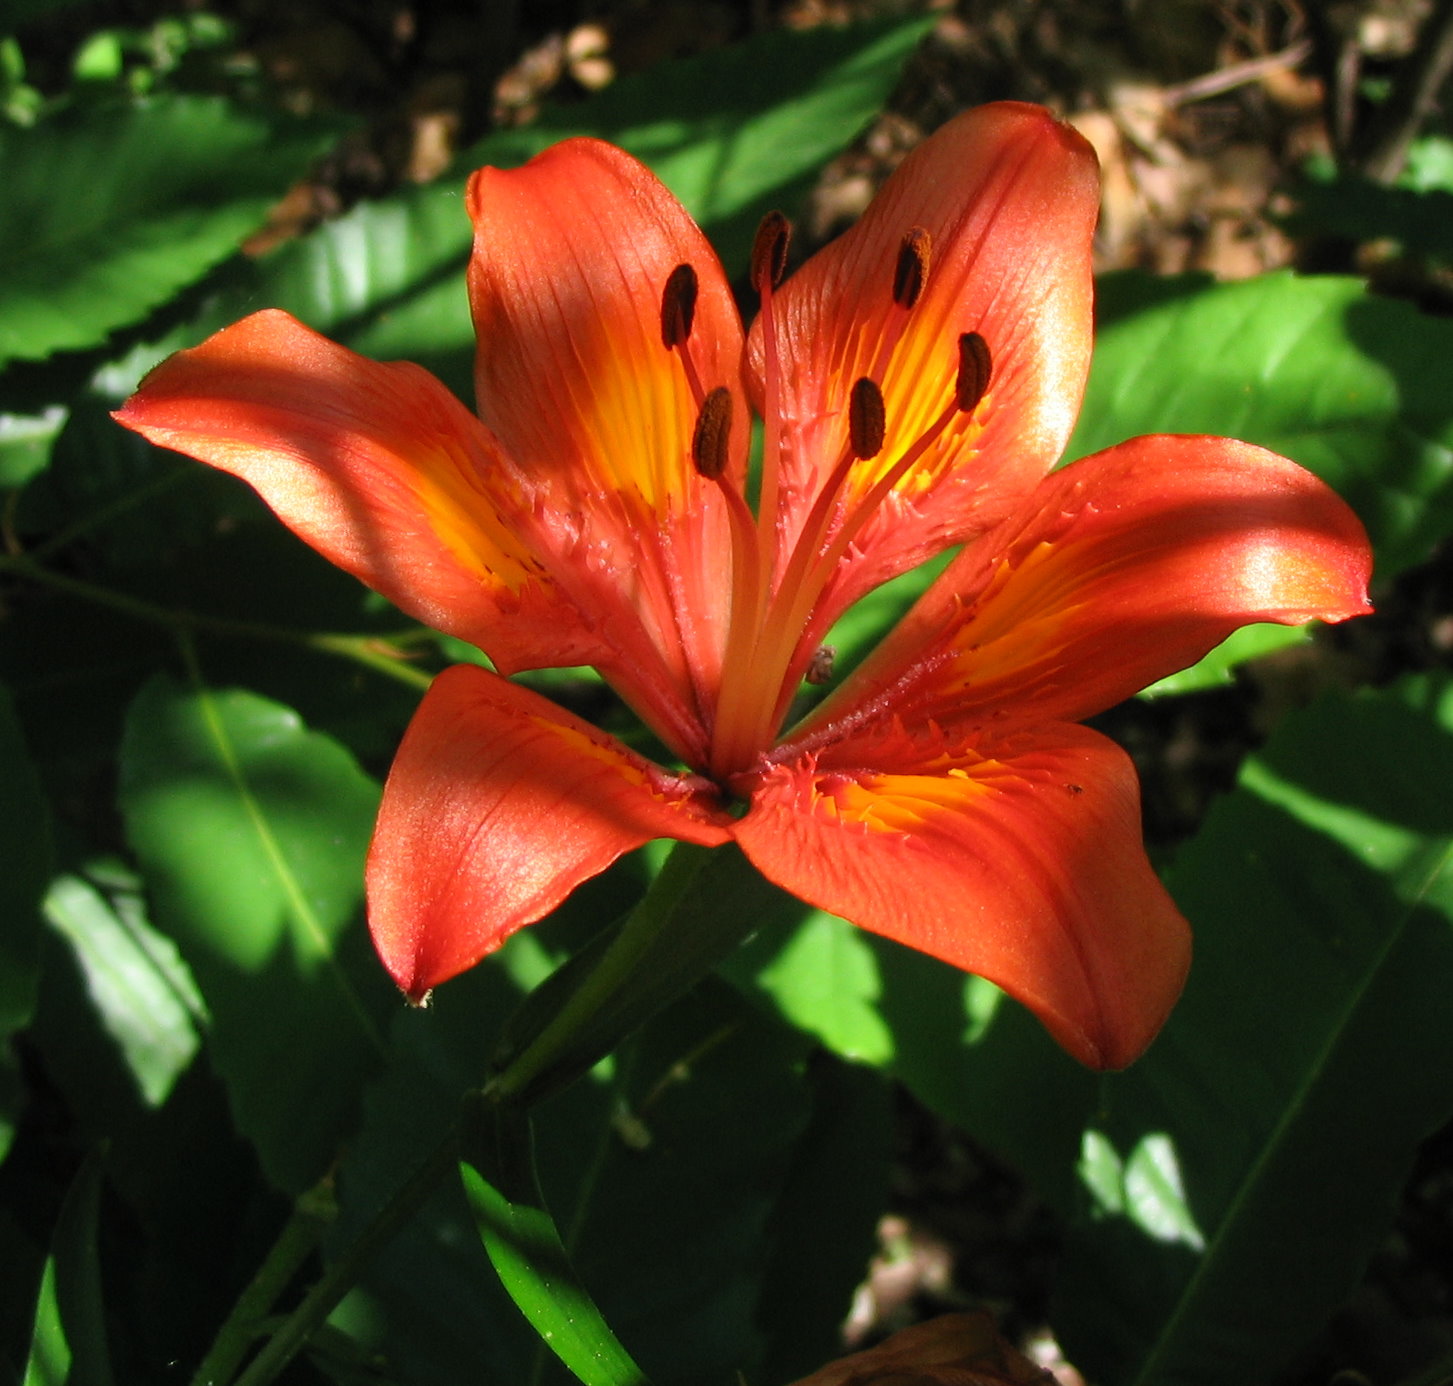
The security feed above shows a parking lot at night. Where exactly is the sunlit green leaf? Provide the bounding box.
[22,1258,67,1386]
[1076,273,1453,580]
[1055,673,1453,1386]
[461,1100,649,1386]
[0,406,67,488]
[24,1154,111,1386]
[43,867,204,1107]
[118,675,391,1192]
[0,96,338,367]
[753,911,893,1064]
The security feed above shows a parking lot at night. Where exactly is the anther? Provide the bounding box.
[691,386,734,480]
[956,332,992,413]
[849,377,886,460]
[660,263,699,350]
[893,227,932,310]
[751,211,791,292]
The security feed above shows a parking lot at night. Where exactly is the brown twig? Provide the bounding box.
[1160,38,1314,108]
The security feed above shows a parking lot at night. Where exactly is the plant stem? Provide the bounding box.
[4,552,433,690]
[228,1128,461,1386]
[189,1180,337,1386]
[484,841,718,1106]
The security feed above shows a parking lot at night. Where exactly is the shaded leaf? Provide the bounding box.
[118,676,391,1192]
[539,978,816,1386]
[1284,165,1453,264]
[0,680,49,1046]
[1055,674,1453,1385]
[731,914,1097,1217]
[754,1055,892,1385]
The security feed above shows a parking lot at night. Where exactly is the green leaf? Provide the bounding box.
[24,1154,112,1386]
[1055,674,1453,1385]
[731,915,1098,1217]
[0,405,67,488]
[118,675,391,1192]
[1138,623,1311,697]
[539,979,818,1385]
[491,844,788,1108]
[21,1257,66,1386]
[1075,272,1453,580]
[460,1100,649,1386]
[325,946,578,1385]
[752,910,894,1063]
[0,679,49,1046]
[0,96,338,367]
[1284,166,1453,264]
[43,867,204,1107]
[753,1056,891,1385]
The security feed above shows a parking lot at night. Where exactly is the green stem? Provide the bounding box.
[189,1180,337,1386]
[210,841,765,1381]
[228,1128,460,1386]
[484,841,719,1105]
[4,553,433,690]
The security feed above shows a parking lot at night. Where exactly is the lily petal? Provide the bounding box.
[803,435,1373,741]
[467,139,748,736]
[367,664,732,1001]
[115,310,609,673]
[753,103,1098,606]
[736,721,1190,1068]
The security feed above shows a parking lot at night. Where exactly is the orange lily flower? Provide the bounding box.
[115,103,1372,1068]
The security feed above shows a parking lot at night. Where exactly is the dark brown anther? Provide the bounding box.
[893,227,932,310]
[692,386,734,480]
[660,263,699,350]
[956,332,992,413]
[751,211,791,292]
[849,377,886,460]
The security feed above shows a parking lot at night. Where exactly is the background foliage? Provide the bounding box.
[3,2,1452,1385]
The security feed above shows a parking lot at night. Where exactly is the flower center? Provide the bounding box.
[661,220,992,782]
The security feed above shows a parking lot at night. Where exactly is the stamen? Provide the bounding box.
[660,263,699,350]
[691,386,734,480]
[893,227,932,310]
[741,331,989,752]
[751,211,791,292]
[956,331,992,413]
[849,377,886,460]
